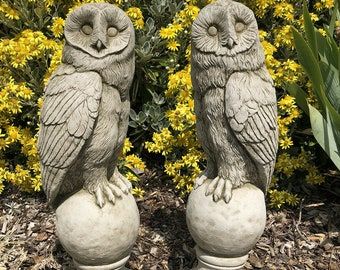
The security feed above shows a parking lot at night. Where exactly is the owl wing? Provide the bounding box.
[38,66,102,204]
[225,68,278,192]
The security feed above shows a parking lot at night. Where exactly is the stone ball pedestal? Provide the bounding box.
[186,182,266,270]
[56,189,140,270]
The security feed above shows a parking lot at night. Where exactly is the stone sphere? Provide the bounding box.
[56,189,139,267]
[186,183,266,257]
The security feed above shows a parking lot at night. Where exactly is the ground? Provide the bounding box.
[0,176,339,270]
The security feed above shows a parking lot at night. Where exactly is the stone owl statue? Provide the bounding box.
[191,0,278,203]
[38,3,135,208]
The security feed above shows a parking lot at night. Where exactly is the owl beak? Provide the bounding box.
[226,37,237,49]
[93,39,106,52]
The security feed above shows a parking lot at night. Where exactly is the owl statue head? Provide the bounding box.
[62,3,135,71]
[191,0,265,71]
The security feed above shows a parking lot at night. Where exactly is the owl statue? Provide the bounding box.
[191,0,278,203]
[38,3,135,208]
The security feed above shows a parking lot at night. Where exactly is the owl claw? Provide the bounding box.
[90,178,128,207]
[223,180,233,203]
[206,177,233,203]
[212,177,225,202]
[108,182,123,198]
[95,187,105,208]
[206,177,219,196]
[110,169,132,194]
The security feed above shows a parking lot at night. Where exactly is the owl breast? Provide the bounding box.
[84,83,121,164]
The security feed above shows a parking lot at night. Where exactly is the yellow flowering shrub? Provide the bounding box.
[0,0,335,207]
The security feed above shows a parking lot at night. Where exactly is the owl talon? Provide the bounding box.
[104,185,116,204]
[116,178,129,194]
[206,177,219,196]
[212,177,225,202]
[223,180,233,203]
[206,177,233,203]
[95,187,105,208]
[110,170,132,194]
[91,180,123,207]
[108,182,123,197]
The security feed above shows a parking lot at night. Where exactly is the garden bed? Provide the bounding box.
[0,175,339,270]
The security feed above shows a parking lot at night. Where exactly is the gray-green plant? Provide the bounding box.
[286,0,340,170]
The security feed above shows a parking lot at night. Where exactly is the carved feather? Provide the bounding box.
[225,67,278,192]
[38,66,102,204]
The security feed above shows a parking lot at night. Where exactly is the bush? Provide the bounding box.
[0,0,337,207]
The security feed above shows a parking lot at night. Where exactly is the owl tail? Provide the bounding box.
[42,166,66,208]
[256,163,274,194]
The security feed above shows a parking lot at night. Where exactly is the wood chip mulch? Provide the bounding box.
[0,178,339,270]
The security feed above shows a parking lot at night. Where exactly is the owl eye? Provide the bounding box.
[208,26,218,36]
[235,22,246,33]
[81,24,93,35]
[107,27,118,37]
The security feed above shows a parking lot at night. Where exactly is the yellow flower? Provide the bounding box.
[145,128,175,155]
[0,3,20,20]
[126,7,144,30]
[32,175,42,192]
[278,95,296,113]
[274,25,294,49]
[44,0,55,8]
[167,40,180,51]
[279,136,294,149]
[123,138,133,155]
[160,27,177,40]
[274,3,294,21]
[51,17,65,38]
[125,154,146,171]
[132,187,145,198]
[6,126,21,143]
[0,139,8,150]
[269,189,299,208]
[125,172,139,182]
[318,28,327,36]
[275,153,295,177]
[184,4,200,20]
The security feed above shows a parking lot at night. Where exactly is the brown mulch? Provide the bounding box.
[0,177,339,270]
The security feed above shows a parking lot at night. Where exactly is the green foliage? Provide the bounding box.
[286,1,340,170]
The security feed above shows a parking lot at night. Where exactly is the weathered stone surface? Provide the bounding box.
[37,3,139,269]
[187,183,266,263]
[56,189,139,269]
[38,3,135,209]
[191,0,278,203]
[187,0,278,268]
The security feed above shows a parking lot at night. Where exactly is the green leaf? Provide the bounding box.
[324,28,340,68]
[128,121,138,128]
[292,27,325,111]
[303,1,318,57]
[315,31,338,69]
[130,109,137,121]
[309,104,340,170]
[285,83,309,115]
[320,62,340,113]
[328,0,339,35]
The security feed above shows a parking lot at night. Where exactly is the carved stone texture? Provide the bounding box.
[56,190,139,270]
[187,0,278,269]
[187,183,266,269]
[37,3,139,269]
